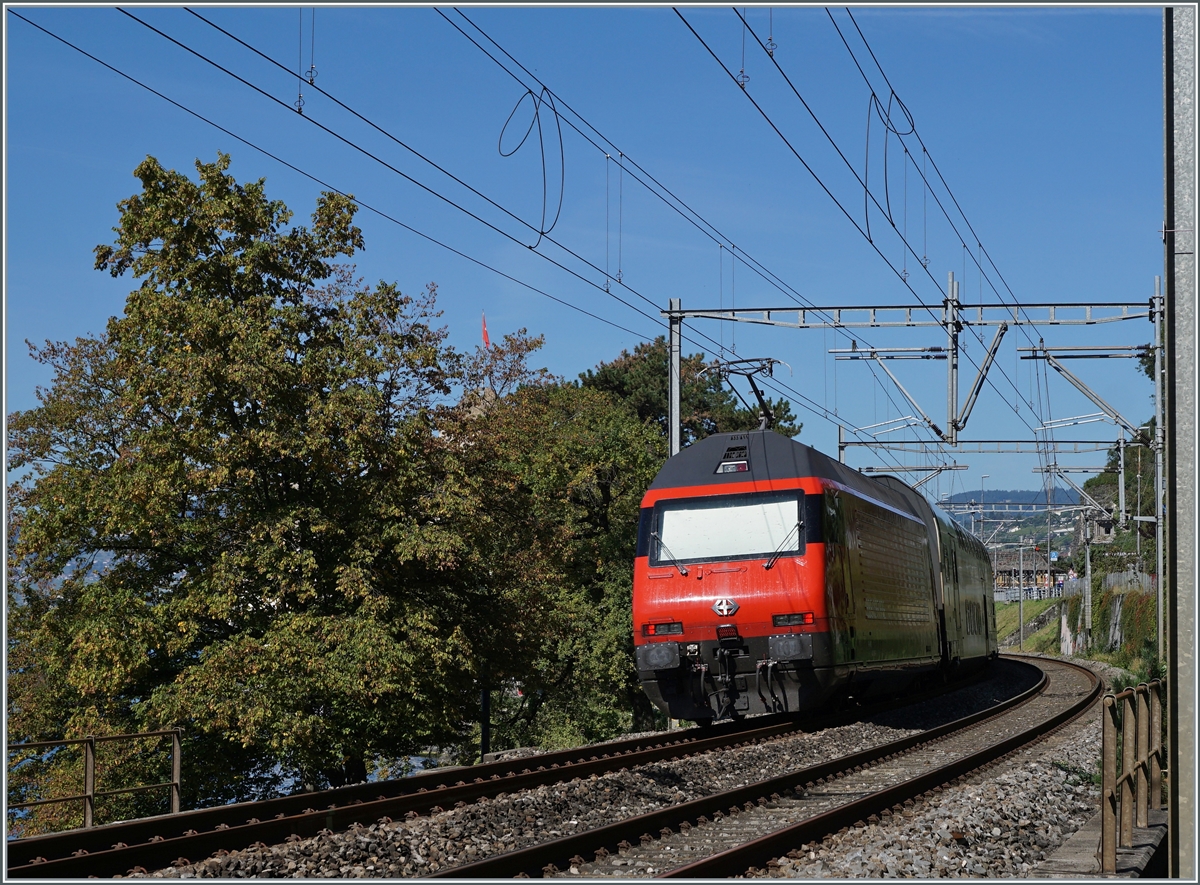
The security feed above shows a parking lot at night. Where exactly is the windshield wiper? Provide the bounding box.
[764,521,803,570]
[650,531,689,576]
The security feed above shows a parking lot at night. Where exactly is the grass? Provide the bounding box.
[1023,615,1061,654]
[995,598,1059,642]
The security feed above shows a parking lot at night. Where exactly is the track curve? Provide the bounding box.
[429,655,1099,878]
[7,669,993,879]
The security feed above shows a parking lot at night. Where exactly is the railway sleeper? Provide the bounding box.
[12,661,1064,880]
[428,660,1068,879]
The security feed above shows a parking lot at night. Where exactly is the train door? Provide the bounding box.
[823,489,855,665]
[986,590,999,655]
[941,533,963,664]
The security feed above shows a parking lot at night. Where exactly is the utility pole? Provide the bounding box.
[1165,8,1196,874]
[981,474,989,541]
[1118,434,1127,528]
[1019,545,1025,649]
[1083,514,1093,652]
[1047,488,1053,598]
[1154,275,1164,665]
[668,297,681,457]
[946,271,960,446]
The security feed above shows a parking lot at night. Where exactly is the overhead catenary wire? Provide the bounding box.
[739,12,1073,487]
[173,6,926,471]
[440,6,947,466]
[18,9,926,475]
[183,9,561,261]
[184,4,860,425]
[435,7,944,473]
[696,8,1042,440]
[737,8,1044,422]
[5,9,654,347]
[439,10,866,339]
[685,10,1041,449]
[832,8,1050,354]
[128,8,681,338]
[727,7,1043,433]
[96,12,892,455]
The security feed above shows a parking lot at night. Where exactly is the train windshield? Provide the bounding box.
[651,490,804,565]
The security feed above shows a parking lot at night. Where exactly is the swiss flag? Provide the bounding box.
[482,312,491,350]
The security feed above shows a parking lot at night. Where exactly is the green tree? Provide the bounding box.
[6,154,544,828]
[447,333,666,752]
[579,336,801,443]
[1079,419,1159,580]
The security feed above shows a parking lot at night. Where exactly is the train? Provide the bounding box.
[632,429,997,722]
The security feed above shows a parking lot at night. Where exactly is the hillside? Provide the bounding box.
[945,488,1080,507]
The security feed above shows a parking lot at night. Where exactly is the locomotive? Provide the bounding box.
[632,430,997,722]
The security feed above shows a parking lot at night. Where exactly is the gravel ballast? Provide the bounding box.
[748,706,1103,878]
[131,657,1109,879]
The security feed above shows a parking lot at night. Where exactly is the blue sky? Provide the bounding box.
[4,5,1164,505]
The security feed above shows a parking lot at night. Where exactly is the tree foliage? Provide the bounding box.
[6,154,687,833]
[447,336,665,751]
[7,155,539,827]
[1078,418,1159,580]
[579,336,801,444]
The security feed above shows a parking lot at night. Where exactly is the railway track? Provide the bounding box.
[433,654,1100,878]
[5,668,995,879]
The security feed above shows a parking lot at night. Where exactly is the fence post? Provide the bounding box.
[83,736,95,828]
[1151,682,1163,810]
[1102,696,1118,873]
[1120,692,1136,846]
[171,728,182,815]
[1136,684,1150,827]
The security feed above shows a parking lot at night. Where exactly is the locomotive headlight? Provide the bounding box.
[642,621,684,636]
[772,612,815,627]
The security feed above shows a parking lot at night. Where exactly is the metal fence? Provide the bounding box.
[7,728,181,828]
[998,584,1065,603]
[1103,571,1156,594]
[1100,681,1163,873]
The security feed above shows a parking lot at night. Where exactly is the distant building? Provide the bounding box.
[989,546,1063,599]
[1074,511,1115,546]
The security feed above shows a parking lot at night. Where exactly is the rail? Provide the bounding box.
[6,669,997,878]
[7,729,182,829]
[1100,680,1164,873]
[429,657,1075,878]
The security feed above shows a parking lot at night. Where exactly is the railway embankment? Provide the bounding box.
[998,601,1060,648]
[748,673,1166,880]
[121,658,1121,879]
[744,684,1102,878]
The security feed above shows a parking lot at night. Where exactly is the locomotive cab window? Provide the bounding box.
[650,490,805,566]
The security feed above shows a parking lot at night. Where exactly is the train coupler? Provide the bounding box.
[756,659,787,713]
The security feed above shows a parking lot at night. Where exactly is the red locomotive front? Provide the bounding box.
[633,430,949,722]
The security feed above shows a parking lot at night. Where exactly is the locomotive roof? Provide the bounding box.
[649,430,919,516]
